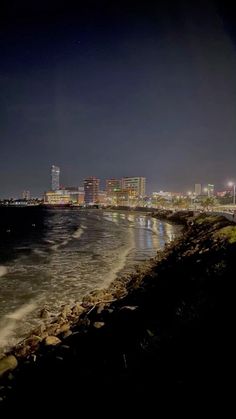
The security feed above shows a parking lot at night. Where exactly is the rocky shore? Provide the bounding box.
[0,210,234,411]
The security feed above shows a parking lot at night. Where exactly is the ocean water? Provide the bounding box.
[0,207,181,350]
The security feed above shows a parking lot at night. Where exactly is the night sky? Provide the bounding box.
[1,0,236,197]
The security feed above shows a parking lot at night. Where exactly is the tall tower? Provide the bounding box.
[84,177,100,204]
[51,165,60,191]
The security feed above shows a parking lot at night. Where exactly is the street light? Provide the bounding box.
[228,182,236,205]
[203,187,209,196]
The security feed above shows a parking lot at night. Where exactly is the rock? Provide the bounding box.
[32,324,46,337]
[46,324,59,336]
[82,290,113,306]
[59,324,70,334]
[24,335,42,349]
[60,305,72,319]
[96,304,105,314]
[14,345,31,359]
[44,336,61,346]
[71,303,84,316]
[120,305,138,311]
[0,355,18,377]
[93,322,105,329]
[40,308,50,319]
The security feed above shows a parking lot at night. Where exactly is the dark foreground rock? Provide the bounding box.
[0,212,234,411]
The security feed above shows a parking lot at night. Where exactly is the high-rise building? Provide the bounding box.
[207,184,215,197]
[84,177,100,204]
[106,179,121,196]
[51,165,60,191]
[121,177,146,197]
[194,183,202,196]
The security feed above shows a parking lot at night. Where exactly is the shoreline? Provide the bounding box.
[0,208,180,356]
[0,210,234,408]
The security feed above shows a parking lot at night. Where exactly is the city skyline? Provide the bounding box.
[1,1,236,197]
[0,163,235,199]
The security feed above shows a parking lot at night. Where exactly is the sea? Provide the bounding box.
[0,207,181,351]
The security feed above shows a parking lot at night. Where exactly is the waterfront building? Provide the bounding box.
[98,190,108,205]
[194,183,202,196]
[77,187,85,205]
[51,165,60,191]
[44,190,70,205]
[121,177,146,197]
[63,186,84,204]
[106,179,121,196]
[84,177,100,204]
[106,179,121,205]
[115,189,137,206]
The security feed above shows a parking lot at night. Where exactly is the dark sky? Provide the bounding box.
[1,0,236,197]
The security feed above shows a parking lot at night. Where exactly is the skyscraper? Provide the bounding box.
[207,184,215,197]
[121,177,146,197]
[84,177,100,204]
[51,165,60,191]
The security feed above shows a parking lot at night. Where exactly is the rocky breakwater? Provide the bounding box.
[0,211,235,410]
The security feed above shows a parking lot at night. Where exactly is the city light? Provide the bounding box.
[228,182,236,205]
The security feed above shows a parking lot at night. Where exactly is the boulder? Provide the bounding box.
[0,355,18,377]
[40,308,50,319]
[44,336,61,346]
[59,324,70,334]
[71,303,84,316]
[60,305,72,319]
[93,322,105,329]
[96,304,105,314]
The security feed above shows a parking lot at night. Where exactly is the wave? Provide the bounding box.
[33,249,47,256]
[72,224,87,239]
[51,239,69,251]
[102,227,134,286]
[0,302,37,349]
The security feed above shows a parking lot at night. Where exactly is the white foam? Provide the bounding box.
[0,302,37,349]
[5,302,37,321]
[0,266,7,277]
[33,249,46,256]
[72,224,87,239]
[102,227,134,286]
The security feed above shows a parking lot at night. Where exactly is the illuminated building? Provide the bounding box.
[207,184,215,197]
[106,179,121,205]
[194,183,202,196]
[98,190,107,205]
[44,190,70,205]
[77,187,85,204]
[64,186,84,204]
[116,189,137,206]
[106,179,121,196]
[121,177,146,197]
[84,177,100,204]
[51,165,60,191]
